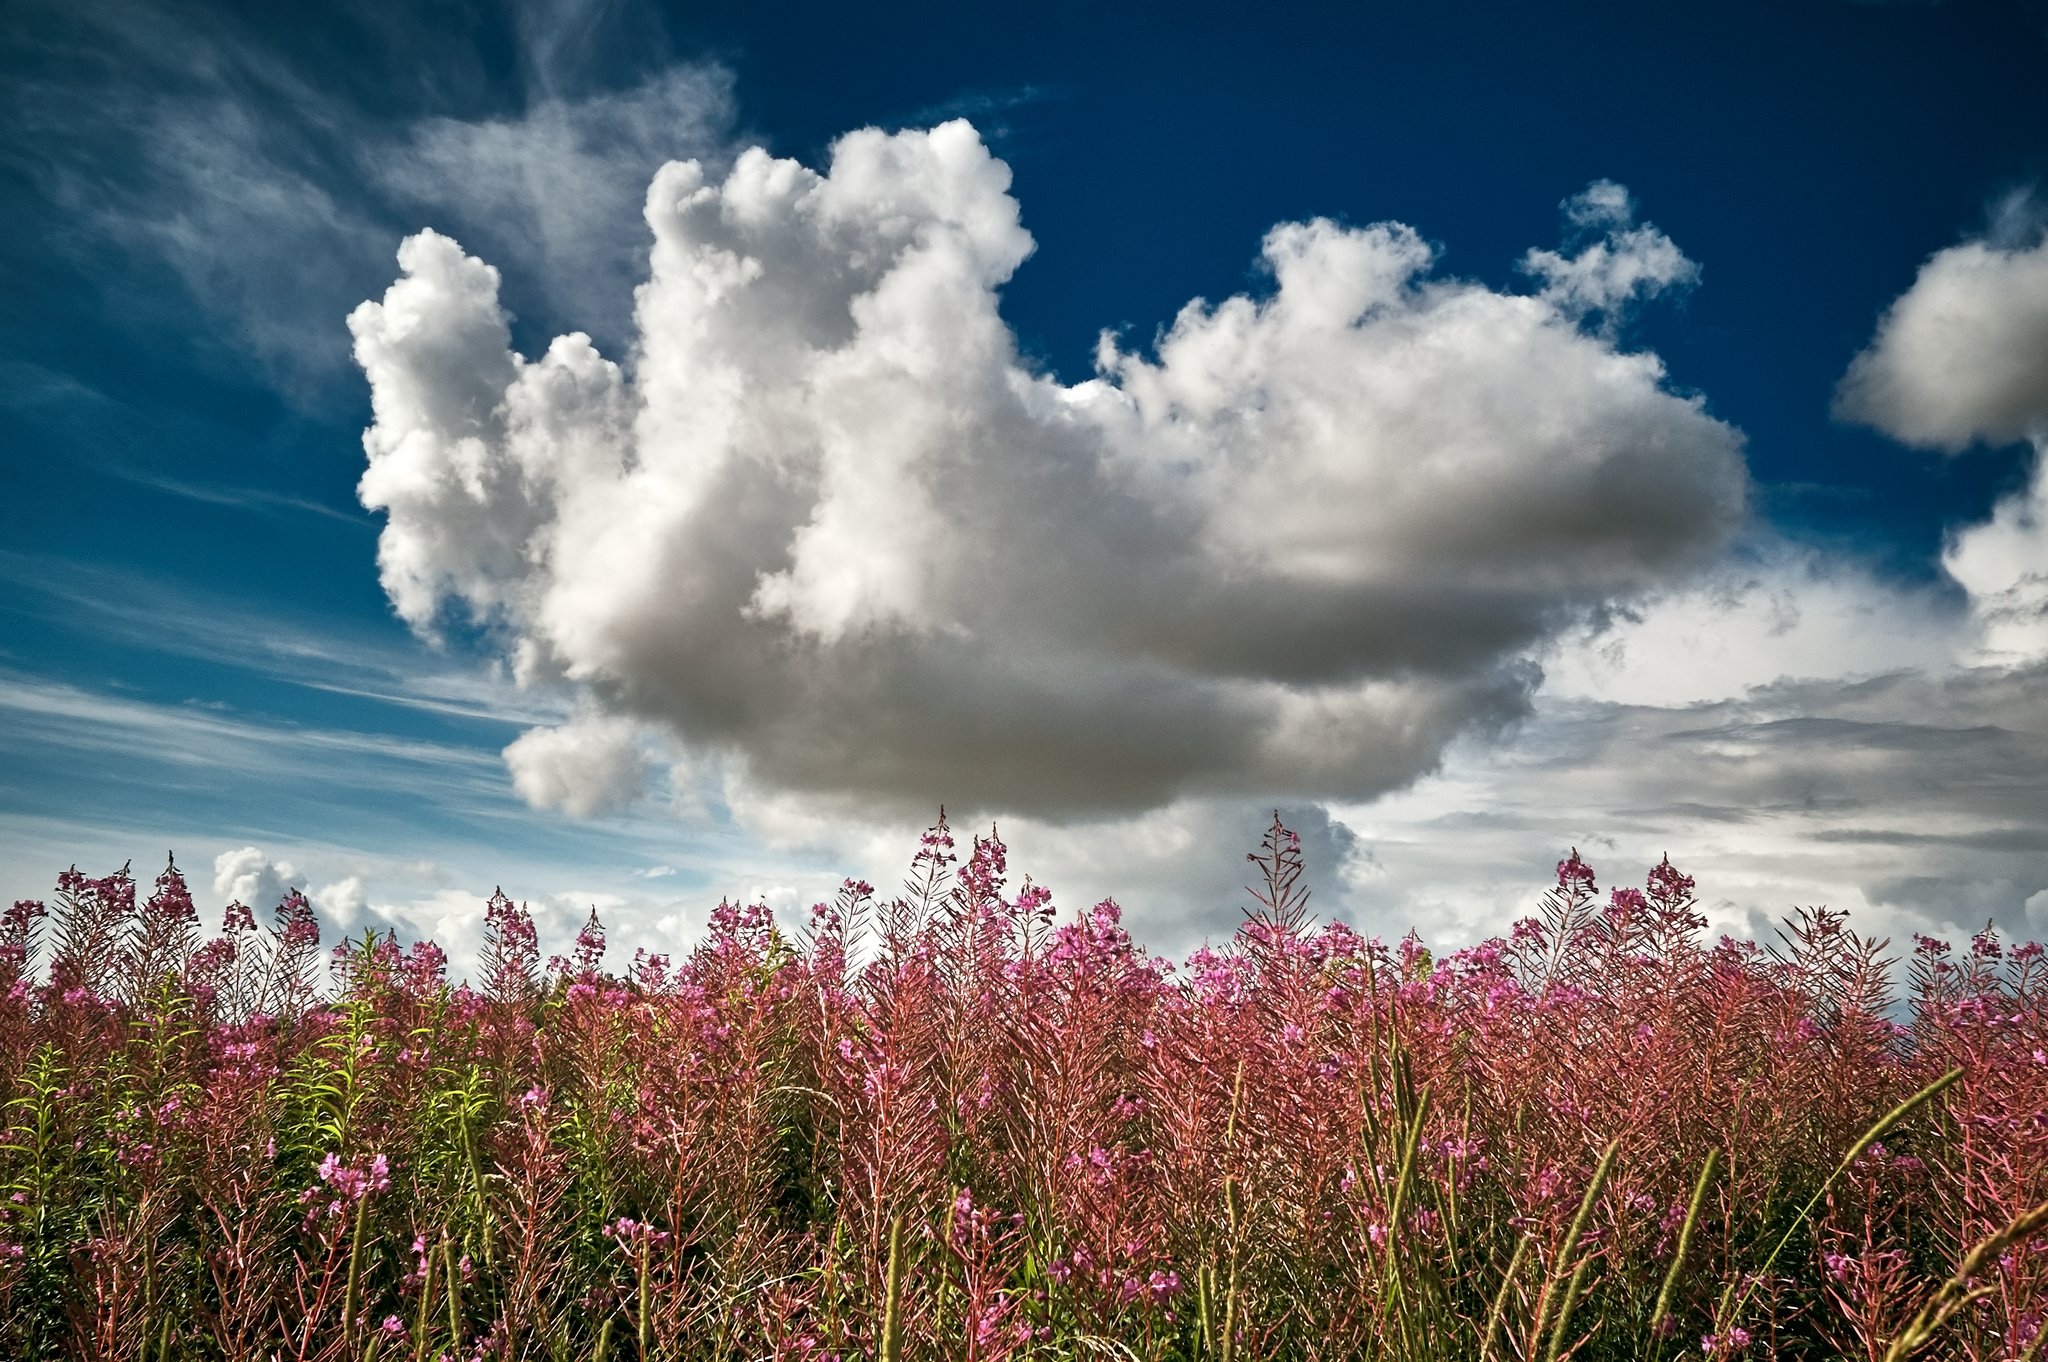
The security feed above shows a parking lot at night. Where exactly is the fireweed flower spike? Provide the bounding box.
[0,820,2040,1357]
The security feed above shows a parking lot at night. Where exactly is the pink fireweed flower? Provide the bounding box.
[572,912,606,972]
[315,1152,390,1203]
[605,1217,673,1250]
[632,949,671,990]
[1647,855,1696,900]
[400,940,448,994]
[1014,882,1055,919]
[407,1236,431,1284]
[958,832,1008,904]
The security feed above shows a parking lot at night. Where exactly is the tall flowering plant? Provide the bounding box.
[0,821,2041,1359]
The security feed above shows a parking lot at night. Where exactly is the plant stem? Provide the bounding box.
[1649,1146,1721,1348]
[880,1211,906,1362]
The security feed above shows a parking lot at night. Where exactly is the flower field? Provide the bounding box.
[1,815,2043,1360]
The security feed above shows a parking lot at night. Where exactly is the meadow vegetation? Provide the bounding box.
[0,814,2043,1359]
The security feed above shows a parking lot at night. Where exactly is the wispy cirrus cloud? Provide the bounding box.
[0,552,567,731]
[1,0,736,391]
[377,64,735,344]
[0,670,506,788]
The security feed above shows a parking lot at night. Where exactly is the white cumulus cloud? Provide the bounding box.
[503,712,653,818]
[349,122,1747,825]
[212,845,303,912]
[1837,233,2048,452]
[211,848,386,945]
[1945,445,2048,665]
[1839,224,2048,665]
[1521,180,1700,324]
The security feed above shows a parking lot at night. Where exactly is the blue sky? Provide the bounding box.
[4,0,2046,972]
